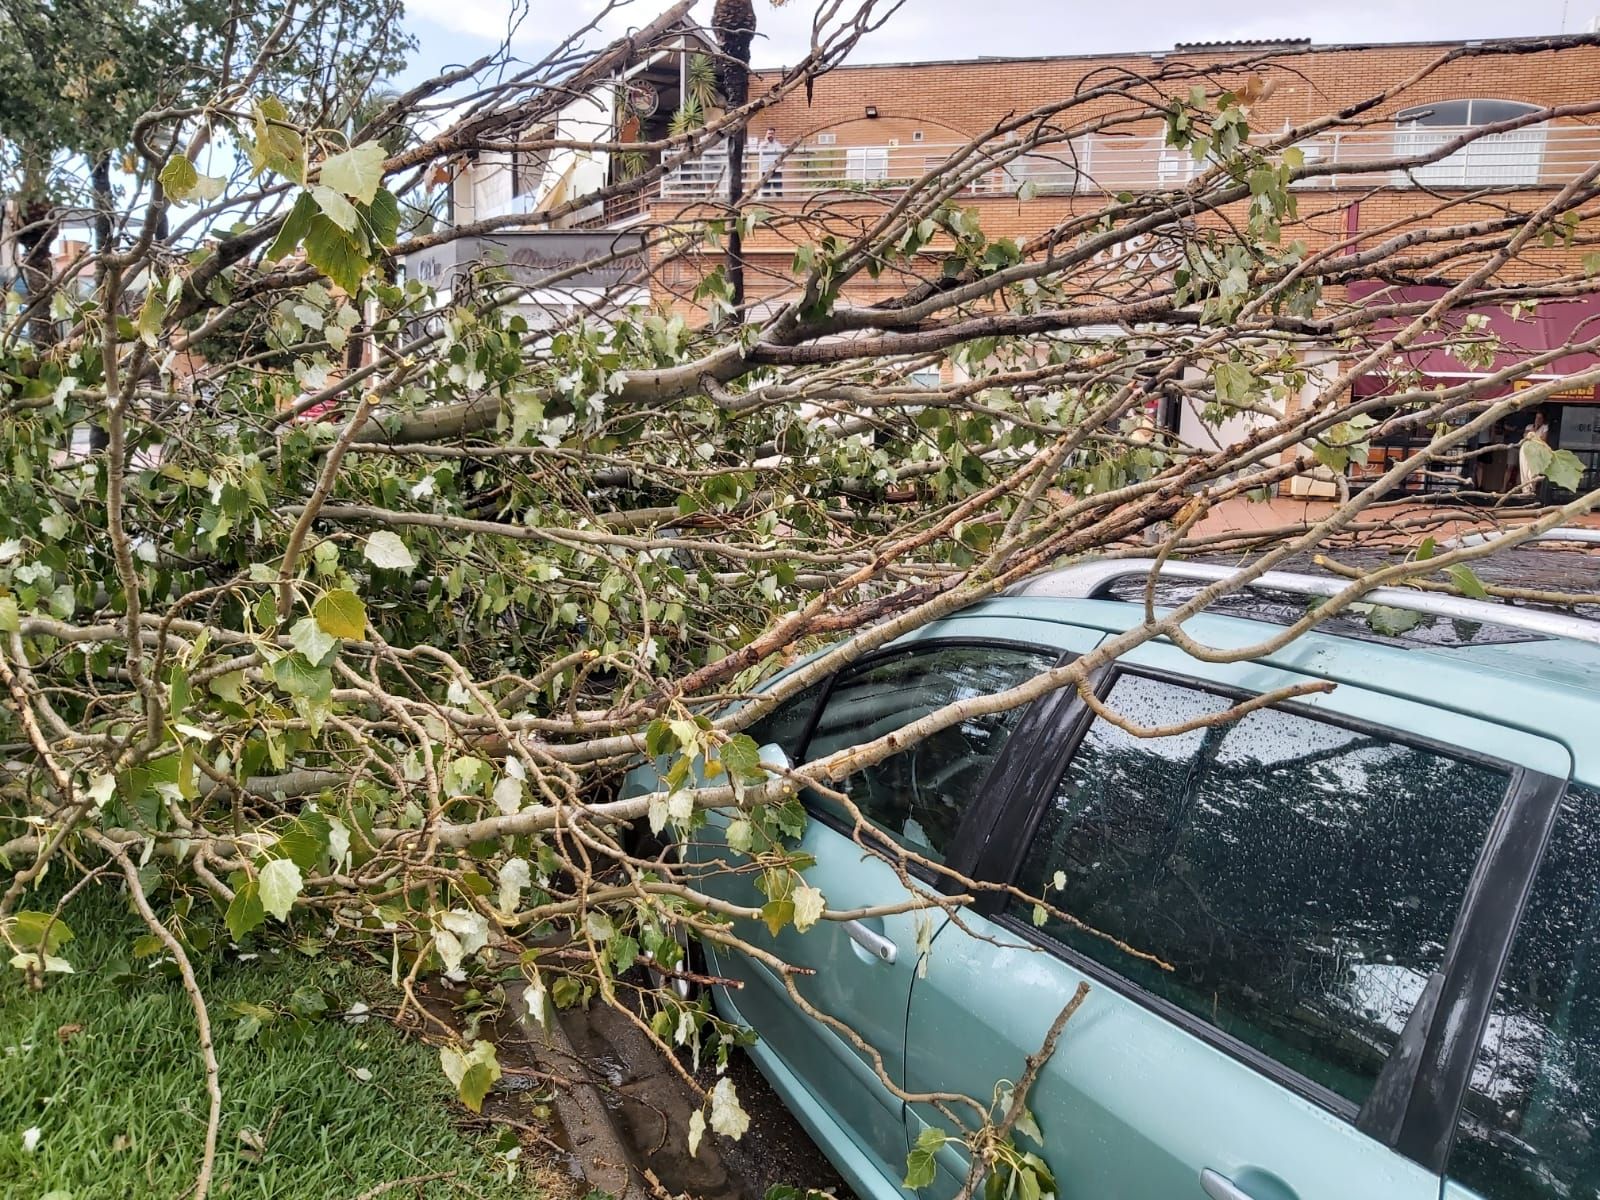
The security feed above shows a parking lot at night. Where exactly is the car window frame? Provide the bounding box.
[969,661,1561,1172]
[786,636,1071,889]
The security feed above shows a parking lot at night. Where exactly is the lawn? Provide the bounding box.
[1,882,548,1200]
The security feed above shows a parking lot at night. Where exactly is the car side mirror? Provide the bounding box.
[757,742,792,774]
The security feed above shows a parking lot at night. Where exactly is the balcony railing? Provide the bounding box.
[655,124,1600,202]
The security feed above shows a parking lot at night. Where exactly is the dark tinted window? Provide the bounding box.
[804,645,1053,864]
[740,682,825,762]
[1011,673,1511,1105]
[1452,786,1600,1200]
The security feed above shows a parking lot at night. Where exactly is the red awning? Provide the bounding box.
[1349,282,1600,398]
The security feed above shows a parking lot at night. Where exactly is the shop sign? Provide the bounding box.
[1512,378,1599,404]
[402,231,648,291]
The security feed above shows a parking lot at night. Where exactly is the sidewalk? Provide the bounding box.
[1186,495,1600,547]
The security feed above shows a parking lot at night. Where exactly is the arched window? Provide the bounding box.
[1394,98,1547,186]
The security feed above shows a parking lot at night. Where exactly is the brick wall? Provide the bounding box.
[643,37,1600,317]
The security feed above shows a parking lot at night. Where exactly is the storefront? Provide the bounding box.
[1346,283,1600,501]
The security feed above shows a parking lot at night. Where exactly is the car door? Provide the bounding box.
[689,624,1099,1195]
[1444,778,1600,1200]
[903,640,1572,1200]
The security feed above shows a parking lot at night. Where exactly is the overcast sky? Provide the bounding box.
[398,0,1597,83]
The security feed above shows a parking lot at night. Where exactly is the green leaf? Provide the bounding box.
[793,884,825,932]
[0,595,18,633]
[303,212,370,294]
[440,1040,501,1113]
[611,933,640,973]
[10,911,73,954]
[159,156,199,201]
[1213,359,1254,405]
[1014,1106,1043,1146]
[266,191,319,262]
[251,97,306,181]
[719,733,766,782]
[226,880,266,941]
[288,984,328,1019]
[367,188,401,246]
[1547,448,1585,492]
[459,1062,496,1114]
[363,531,416,572]
[135,289,166,347]
[209,670,247,705]
[258,858,304,921]
[159,157,223,204]
[645,720,675,759]
[273,811,331,872]
[904,1127,946,1190]
[668,718,700,753]
[761,899,795,937]
[320,142,386,204]
[311,184,359,232]
[1447,564,1490,599]
[1415,536,1436,562]
[289,615,337,665]
[271,653,333,702]
[313,588,367,638]
[1364,604,1423,637]
[1521,438,1554,481]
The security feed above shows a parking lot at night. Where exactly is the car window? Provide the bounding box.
[740,681,826,762]
[1450,784,1600,1200]
[802,644,1054,864]
[1010,672,1512,1107]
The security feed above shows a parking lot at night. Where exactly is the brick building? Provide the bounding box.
[425,31,1600,499]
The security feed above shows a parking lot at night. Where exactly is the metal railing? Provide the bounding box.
[655,124,1600,202]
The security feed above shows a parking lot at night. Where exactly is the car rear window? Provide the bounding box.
[1100,579,1551,647]
[1010,671,1512,1107]
[1451,784,1600,1200]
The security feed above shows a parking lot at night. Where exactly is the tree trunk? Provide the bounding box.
[89,152,114,451]
[726,129,746,310]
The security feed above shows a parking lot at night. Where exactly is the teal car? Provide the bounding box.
[628,557,1600,1200]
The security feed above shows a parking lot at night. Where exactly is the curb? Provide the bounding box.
[509,983,648,1200]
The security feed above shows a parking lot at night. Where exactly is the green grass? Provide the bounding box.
[1,883,541,1200]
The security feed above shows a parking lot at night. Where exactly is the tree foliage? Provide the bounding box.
[1,4,1598,1198]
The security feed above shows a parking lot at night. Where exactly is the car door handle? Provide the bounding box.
[842,919,897,964]
[1201,1169,1291,1200]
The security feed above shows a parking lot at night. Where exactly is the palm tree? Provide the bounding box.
[711,0,757,308]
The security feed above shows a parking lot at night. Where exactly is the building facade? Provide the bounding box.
[429,31,1600,500]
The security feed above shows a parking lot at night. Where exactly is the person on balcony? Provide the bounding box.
[758,129,785,197]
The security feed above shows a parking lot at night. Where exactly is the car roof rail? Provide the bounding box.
[1441,526,1600,550]
[1003,558,1600,647]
